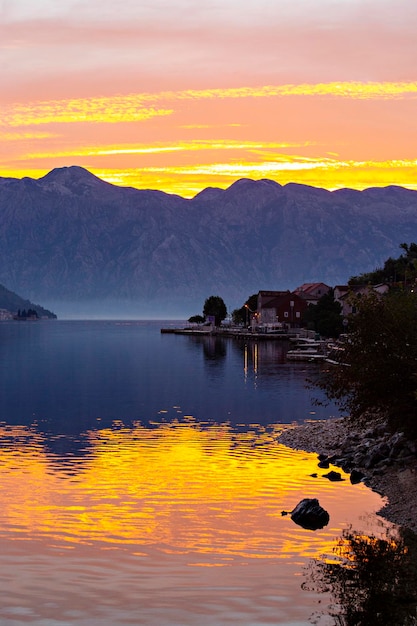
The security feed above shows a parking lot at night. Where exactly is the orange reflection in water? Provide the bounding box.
[0,421,386,565]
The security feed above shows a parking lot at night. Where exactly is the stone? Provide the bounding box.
[339,459,354,472]
[323,470,344,481]
[318,459,330,468]
[278,416,417,532]
[290,498,330,530]
[350,469,366,484]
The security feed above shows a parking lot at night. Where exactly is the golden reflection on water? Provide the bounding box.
[0,420,386,562]
[0,420,395,625]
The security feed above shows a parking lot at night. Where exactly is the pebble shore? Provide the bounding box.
[278,417,417,532]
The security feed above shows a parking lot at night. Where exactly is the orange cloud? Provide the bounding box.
[169,81,417,101]
[97,158,417,197]
[1,75,416,197]
[0,130,57,140]
[21,140,311,161]
[3,100,172,127]
[2,81,416,129]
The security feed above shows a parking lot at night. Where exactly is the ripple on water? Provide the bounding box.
[0,421,391,626]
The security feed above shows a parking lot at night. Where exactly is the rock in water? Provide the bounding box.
[323,470,344,482]
[290,498,330,530]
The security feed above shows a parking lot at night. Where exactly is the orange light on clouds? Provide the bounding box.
[1,80,417,196]
[1,0,417,199]
[4,81,417,128]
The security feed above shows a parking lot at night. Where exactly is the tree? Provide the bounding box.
[313,289,417,436]
[349,242,417,287]
[203,295,227,326]
[302,289,343,338]
[231,293,258,325]
[16,308,38,319]
[188,314,205,324]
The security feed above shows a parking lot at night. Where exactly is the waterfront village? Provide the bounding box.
[166,273,417,535]
[162,281,390,362]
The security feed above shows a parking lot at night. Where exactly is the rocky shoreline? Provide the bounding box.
[278,415,417,532]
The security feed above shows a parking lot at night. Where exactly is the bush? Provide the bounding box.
[314,289,417,436]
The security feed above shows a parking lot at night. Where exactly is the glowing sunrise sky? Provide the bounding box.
[1,0,417,197]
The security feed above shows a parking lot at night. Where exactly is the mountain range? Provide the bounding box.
[1,166,417,318]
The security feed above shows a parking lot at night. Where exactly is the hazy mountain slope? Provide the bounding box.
[0,283,56,318]
[0,166,416,317]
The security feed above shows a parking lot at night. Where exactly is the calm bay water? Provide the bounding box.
[0,320,410,625]
[0,320,340,432]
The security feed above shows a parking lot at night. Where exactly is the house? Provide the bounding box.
[0,308,13,320]
[293,282,331,305]
[257,290,308,327]
[334,284,390,317]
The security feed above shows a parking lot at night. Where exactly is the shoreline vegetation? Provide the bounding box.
[0,282,57,319]
[278,416,417,533]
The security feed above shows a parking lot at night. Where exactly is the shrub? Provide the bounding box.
[313,289,417,436]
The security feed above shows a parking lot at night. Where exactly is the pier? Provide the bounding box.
[160,325,315,341]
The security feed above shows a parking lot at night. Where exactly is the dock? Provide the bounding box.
[160,326,303,340]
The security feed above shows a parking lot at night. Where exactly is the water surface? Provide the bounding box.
[0,320,338,432]
[0,321,408,625]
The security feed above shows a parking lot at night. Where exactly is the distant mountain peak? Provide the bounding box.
[40,166,112,189]
[228,178,282,191]
[192,186,225,202]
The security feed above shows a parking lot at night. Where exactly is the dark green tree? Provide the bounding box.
[231,293,258,326]
[188,314,205,324]
[349,242,417,287]
[302,289,343,338]
[313,289,417,436]
[203,295,227,326]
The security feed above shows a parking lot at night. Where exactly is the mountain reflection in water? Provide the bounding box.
[0,320,340,435]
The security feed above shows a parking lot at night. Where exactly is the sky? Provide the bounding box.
[1,0,417,197]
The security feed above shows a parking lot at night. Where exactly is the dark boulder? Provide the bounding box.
[350,469,366,484]
[323,470,344,482]
[318,459,330,468]
[290,498,330,530]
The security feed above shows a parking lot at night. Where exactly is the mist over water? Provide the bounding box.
[41,299,196,321]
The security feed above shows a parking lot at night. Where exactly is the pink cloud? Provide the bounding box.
[2,0,416,104]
